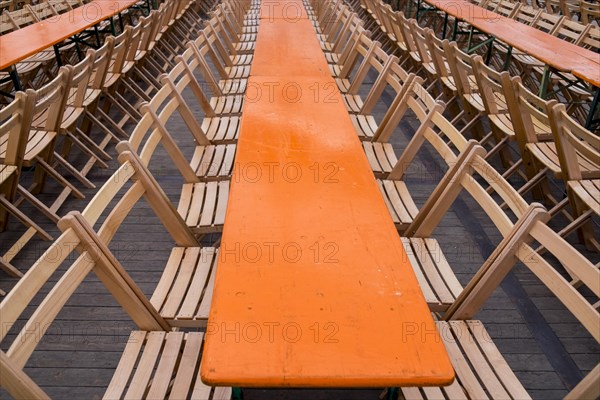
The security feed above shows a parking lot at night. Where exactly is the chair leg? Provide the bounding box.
[0,194,53,241]
[0,256,22,278]
[34,157,85,199]
[16,185,60,223]
[52,152,96,189]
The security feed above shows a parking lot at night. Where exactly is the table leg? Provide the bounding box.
[232,387,243,400]
[386,387,399,400]
[441,12,448,39]
[502,46,513,71]
[9,65,22,92]
[53,45,63,67]
[539,66,551,99]
[415,0,421,21]
[585,87,600,131]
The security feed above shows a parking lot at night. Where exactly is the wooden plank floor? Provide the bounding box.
[1,40,599,400]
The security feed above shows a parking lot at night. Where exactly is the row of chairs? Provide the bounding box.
[310,0,598,397]
[0,0,259,397]
[350,0,599,250]
[0,0,217,277]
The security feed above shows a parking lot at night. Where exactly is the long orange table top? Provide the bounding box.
[426,0,600,87]
[0,0,138,70]
[201,0,455,388]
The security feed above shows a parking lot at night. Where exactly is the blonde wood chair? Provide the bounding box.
[188,32,245,114]
[122,66,232,233]
[0,160,230,398]
[0,93,54,278]
[549,103,600,250]
[350,62,415,140]
[440,192,599,399]
[511,78,600,212]
[368,81,485,233]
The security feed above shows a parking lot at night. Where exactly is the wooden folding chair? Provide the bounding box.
[510,78,600,215]
[350,62,415,140]
[0,93,53,278]
[0,159,229,397]
[371,81,488,234]
[549,103,600,250]
[581,0,600,23]
[129,60,236,181]
[439,191,599,399]
[187,32,246,114]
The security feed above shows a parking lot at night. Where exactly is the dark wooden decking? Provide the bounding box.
[1,53,598,399]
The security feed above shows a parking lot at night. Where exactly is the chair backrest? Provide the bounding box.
[27,67,71,133]
[338,31,376,80]
[25,0,58,21]
[576,24,599,51]
[549,103,600,181]
[446,183,599,400]
[345,38,392,99]
[514,4,543,24]
[424,30,455,92]
[0,91,33,168]
[362,61,414,121]
[472,55,513,116]
[533,11,565,33]
[127,56,212,183]
[444,41,480,100]
[580,0,600,24]
[377,80,478,182]
[494,0,522,17]
[409,20,438,74]
[510,77,556,149]
[105,26,133,85]
[0,155,198,398]
[87,36,114,92]
[553,17,590,43]
[64,51,95,110]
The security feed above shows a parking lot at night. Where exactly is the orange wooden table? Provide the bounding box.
[0,0,139,90]
[201,0,455,388]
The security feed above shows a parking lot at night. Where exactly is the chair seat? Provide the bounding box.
[325,51,339,65]
[342,93,363,114]
[0,164,17,185]
[0,129,57,165]
[489,113,553,141]
[231,54,253,66]
[362,142,398,177]
[401,320,531,399]
[191,144,236,181]
[569,179,600,216]
[239,33,256,42]
[513,52,544,68]
[235,41,256,53]
[378,180,419,232]
[526,142,600,179]
[400,237,463,310]
[209,94,244,114]
[350,114,378,140]
[225,65,250,79]
[329,63,342,77]
[104,330,231,399]
[242,25,258,34]
[335,77,350,93]
[219,78,247,95]
[60,105,84,131]
[202,116,241,143]
[151,247,219,325]
[178,181,229,234]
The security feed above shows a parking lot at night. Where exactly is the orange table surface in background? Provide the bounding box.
[0,0,139,70]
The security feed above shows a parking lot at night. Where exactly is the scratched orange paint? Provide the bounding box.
[201,0,455,387]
